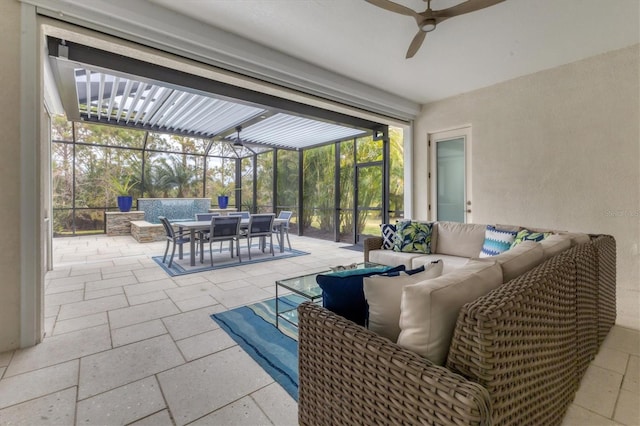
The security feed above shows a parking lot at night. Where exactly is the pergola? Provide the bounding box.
[47,37,400,243]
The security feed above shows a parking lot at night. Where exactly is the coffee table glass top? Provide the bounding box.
[275,262,383,299]
[275,262,383,330]
[276,273,323,300]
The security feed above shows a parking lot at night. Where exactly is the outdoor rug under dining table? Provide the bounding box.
[152,244,309,277]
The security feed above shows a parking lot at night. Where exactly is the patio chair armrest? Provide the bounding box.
[175,230,198,240]
[363,236,383,262]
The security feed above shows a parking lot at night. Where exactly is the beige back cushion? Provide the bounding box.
[397,260,503,365]
[520,225,562,233]
[497,241,544,282]
[435,222,487,258]
[494,224,522,232]
[364,261,444,342]
[475,241,544,283]
[560,232,591,246]
[540,234,572,259]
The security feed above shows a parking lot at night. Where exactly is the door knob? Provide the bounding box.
[467,209,472,213]
[467,201,472,206]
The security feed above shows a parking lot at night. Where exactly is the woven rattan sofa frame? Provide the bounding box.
[298,235,616,426]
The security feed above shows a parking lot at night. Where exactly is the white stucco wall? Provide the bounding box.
[414,44,640,329]
[0,0,22,351]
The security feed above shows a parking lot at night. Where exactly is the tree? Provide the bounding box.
[256,151,273,212]
[154,155,197,198]
[388,126,405,218]
[302,144,335,235]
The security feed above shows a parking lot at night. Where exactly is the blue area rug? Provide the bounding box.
[152,245,309,277]
[211,296,303,401]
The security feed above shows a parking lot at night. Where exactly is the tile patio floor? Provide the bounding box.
[0,234,638,425]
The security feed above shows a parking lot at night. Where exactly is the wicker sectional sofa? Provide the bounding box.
[364,221,591,275]
[297,223,616,425]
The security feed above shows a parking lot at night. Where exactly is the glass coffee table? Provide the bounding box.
[275,262,382,329]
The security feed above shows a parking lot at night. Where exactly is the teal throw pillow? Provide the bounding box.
[393,221,433,254]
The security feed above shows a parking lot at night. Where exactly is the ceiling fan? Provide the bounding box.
[228,125,257,155]
[233,125,243,147]
[366,0,506,58]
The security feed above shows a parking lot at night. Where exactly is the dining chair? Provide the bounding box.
[275,211,293,250]
[195,212,220,221]
[159,216,194,268]
[200,215,242,266]
[229,211,251,219]
[240,214,275,260]
[195,213,220,243]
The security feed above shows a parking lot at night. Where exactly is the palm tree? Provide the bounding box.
[154,156,197,198]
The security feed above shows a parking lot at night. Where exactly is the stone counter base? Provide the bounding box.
[131,220,165,243]
[105,211,145,236]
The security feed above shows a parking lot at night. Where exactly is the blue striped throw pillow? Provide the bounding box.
[479,225,518,257]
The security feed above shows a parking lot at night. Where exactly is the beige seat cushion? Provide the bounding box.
[364,261,444,342]
[435,222,487,258]
[540,234,572,259]
[397,260,503,365]
[477,241,544,283]
[369,250,425,269]
[411,254,469,275]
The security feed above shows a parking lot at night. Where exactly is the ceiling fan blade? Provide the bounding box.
[365,0,420,20]
[406,30,427,59]
[434,0,505,19]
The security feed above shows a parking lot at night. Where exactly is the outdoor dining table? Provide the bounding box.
[172,217,288,266]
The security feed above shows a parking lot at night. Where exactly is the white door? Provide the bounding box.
[429,127,472,223]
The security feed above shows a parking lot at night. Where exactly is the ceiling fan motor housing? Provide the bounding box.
[420,18,436,32]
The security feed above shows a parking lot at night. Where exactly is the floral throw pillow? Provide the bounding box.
[393,221,433,254]
[510,229,551,249]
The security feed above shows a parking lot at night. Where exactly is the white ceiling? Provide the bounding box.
[147,0,639,105]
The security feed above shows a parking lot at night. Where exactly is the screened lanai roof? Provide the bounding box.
[48,37,375,152]
[72,69,367,149]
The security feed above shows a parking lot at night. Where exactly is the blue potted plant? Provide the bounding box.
[217,186,230,209]
[112,176,137,212]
